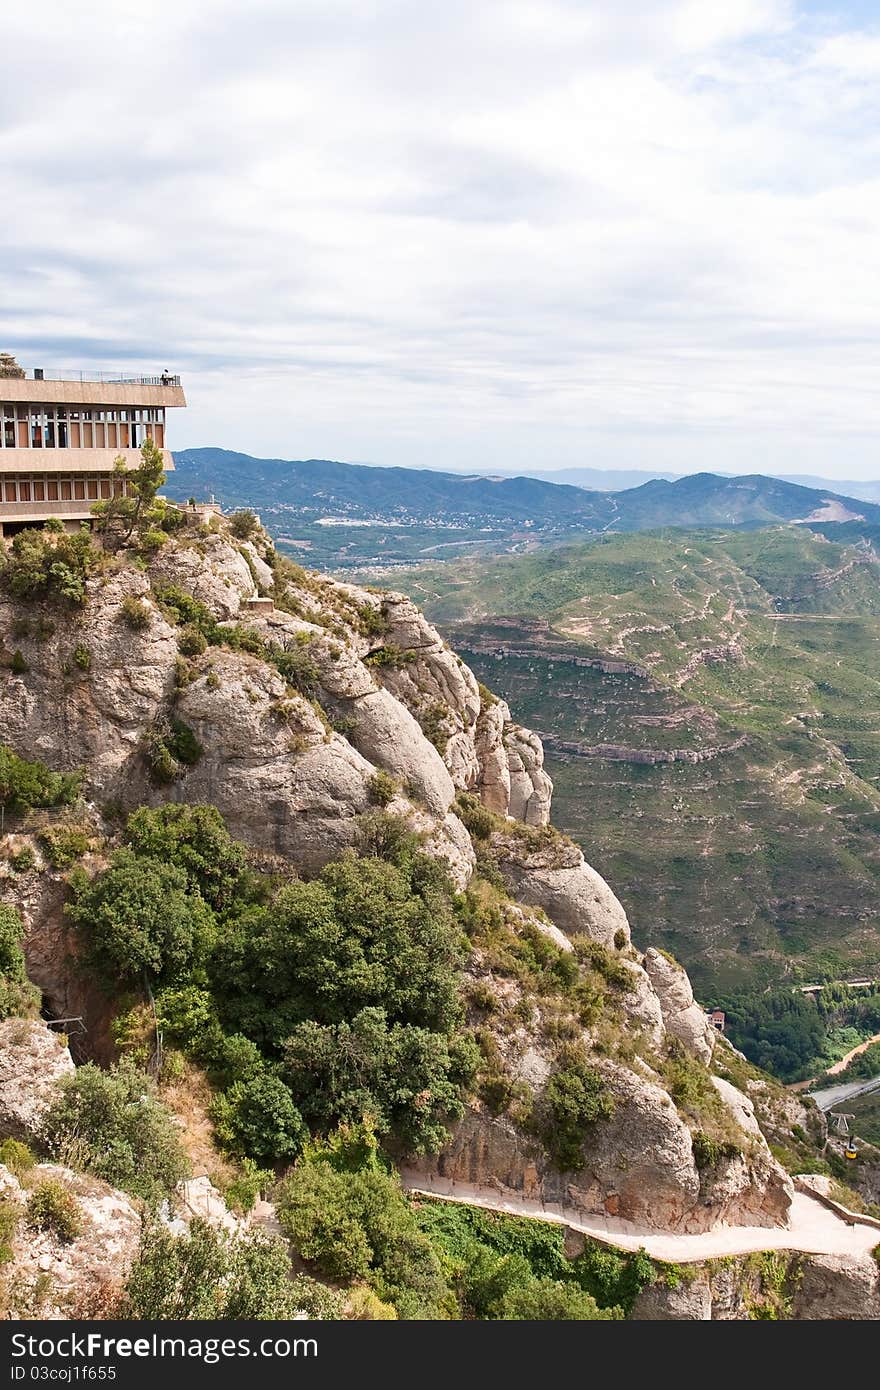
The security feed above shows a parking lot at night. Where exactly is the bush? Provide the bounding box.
[454,791,498,842]
[8,846,35,874]
[0,906,27,983]
[120,594,150,629]
[41,1062,189,1205]
[211,851,466,1048]
[38,826,91,870]
[178,624,208,657]
[569,1240,654,1315]
[72,644,90,671]
[10,650,28,675]
[540,1049,615,1171]
[125,803,248,911]
[0,745,82,817]
[691,1131,740,1171]
[1,526,101,605]
[272,644,320,697]
[143,717,203,782]
[0,1197,18,1264]
[368,770,397,806]
[27,1180,82,1243]
[211,1070,305,1163]
[122,1218,305,1320]
[0,904,38,1021]
[498,1277,621,1319]
[222,1158,273,1215]
[229,510,259,541]
[283,1008,476,1155]
[68,850,215,985]
[153,585,219,641]
[0,1138,35,1178]
[275,1157,449,1318]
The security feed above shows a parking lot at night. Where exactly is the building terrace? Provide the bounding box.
[0,354,186,535]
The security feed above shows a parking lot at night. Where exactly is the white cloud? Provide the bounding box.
[2,0,880,478]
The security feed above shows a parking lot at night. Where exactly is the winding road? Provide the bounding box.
[399,1173,880,1265]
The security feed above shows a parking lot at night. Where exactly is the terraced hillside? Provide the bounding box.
[400,528,880,996]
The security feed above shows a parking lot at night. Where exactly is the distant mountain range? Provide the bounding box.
[168,448,880,568]
[483,466,880,503]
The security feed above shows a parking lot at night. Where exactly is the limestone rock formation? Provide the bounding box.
[491,832,632,950]
[0,1019,75,1142]
[644,947,716,1064]
[0,516,803,1272]
[0,1162,140,1319]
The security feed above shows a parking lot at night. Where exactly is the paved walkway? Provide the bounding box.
[400,1173,880,1265]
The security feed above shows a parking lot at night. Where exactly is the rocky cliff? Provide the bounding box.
[2,514,865,1319]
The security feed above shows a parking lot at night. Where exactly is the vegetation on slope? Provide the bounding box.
[398,527,880,1023]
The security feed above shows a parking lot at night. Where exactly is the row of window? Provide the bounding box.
[0,476,128,503]
[2,419,165,450]
[0,407,165,423]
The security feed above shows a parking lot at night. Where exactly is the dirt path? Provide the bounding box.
[399,1174,880,1265]
[825,1030,880,1078]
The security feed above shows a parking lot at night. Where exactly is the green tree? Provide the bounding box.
[0,745,81,817]
[498,1278,622,1319]
[68,850,215,985]
[41,1062,189,1204]
[124,803,249,911]
[122,1219,305,1320]
[0,904,39,1021]
[275,1157,450,1318]
[211,1069,305,1162]
[283,1007,477,1154]
[540,1049,615,1171]
[1,526,100,604]
[92,439,166,543]
[211,851,465,1049]
[228,510,259,541]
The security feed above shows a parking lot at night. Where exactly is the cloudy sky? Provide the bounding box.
[2,0,880,478]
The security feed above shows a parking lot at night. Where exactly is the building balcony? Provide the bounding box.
[17,369,181,386]
[1,380,186,409]
[0,448,175,472]
[0,499,100,524]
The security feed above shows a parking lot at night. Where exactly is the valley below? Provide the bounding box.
[398,526,880,1008]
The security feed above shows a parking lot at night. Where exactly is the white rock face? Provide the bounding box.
[473,701,510,813]
[617,961,666,1048]
[504,719,553,827]
[149,534,257,618]
[343,686,456,817]
[174,1176,241,1233]
[0,1019,75,1142]
[644,948,716,1064]
[0,1162,140,1319]
[493,834,632,949]
[711,1075,763,1138]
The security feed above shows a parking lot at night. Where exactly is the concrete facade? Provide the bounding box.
[0,366,185,535]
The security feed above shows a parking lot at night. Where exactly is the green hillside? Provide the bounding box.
[399,527,880,996]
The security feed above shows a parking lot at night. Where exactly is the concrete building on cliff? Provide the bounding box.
[0,352,185,537]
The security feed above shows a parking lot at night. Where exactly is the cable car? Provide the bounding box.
[844,1143,858,1160]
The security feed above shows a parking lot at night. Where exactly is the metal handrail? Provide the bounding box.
[18,370,181,386]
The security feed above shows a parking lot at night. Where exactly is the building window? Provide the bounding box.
[33,479,45,501]
[99,479,111,499]
[86,478,98,500]
[73,480,85,500]
[47,480,59,501]
[60,480,72,501]
[19,480,31,501]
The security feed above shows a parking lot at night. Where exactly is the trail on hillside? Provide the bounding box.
[399,1174,880,1265]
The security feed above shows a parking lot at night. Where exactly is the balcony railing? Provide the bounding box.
[14,370,181,387]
